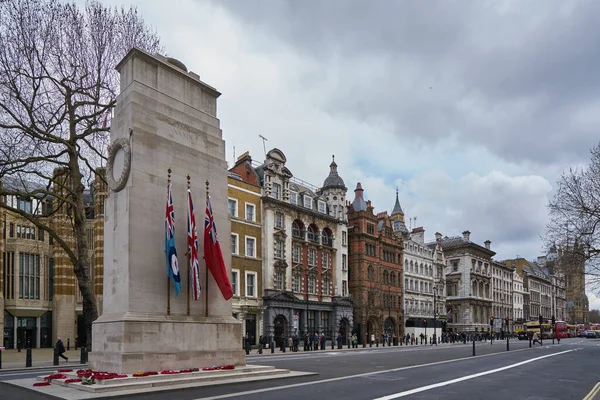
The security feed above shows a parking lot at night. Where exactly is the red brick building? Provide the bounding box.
[347,183,404,344]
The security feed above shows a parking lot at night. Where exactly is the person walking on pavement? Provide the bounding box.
[56,337,68,362]
[532,332,542,346]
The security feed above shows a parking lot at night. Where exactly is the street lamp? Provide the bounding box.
[305,266,310,350]
[433,286,438,345]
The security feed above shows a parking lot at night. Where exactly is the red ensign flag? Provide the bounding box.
[204,195,233,300]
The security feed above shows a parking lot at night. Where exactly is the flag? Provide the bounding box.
[166,182,182,296]
[188,189,201,300]
[446,309,451,319]
[101,108,111,129]
[204,195,233,300]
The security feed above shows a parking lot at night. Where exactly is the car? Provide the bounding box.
[586,331,597,338]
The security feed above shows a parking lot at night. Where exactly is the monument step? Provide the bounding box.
[38,365,291,393]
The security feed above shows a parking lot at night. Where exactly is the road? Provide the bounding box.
[1,338,598,399]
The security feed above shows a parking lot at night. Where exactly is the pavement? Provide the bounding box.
[1,338,599,399]
[0,348,84,370]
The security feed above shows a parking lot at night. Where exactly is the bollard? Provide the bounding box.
[0,348,2,369]
[26,348,32,368]
[363,340,366,348]
[67,338,70,351]
[258,343,262,354]
[271,341,275,354]
[529,337,532,348]
[82,347,88,364]
[348,340,350,349]
[552,335,555,345]
[506,337,509,351]
[54,348,59,366]
[472,339,476,357]
[75,337,78,351]
[331,339,334,350]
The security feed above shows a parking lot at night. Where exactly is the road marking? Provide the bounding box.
[194,346,546,400]
[372,350,574,400]
[584,381,600,400]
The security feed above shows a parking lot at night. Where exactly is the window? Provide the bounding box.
[246,272,256,297]
[303,195,312,209]
[342,254,347,271]
[322,275,330,295]
[293,274,301,292]
[322,252,330,269]
[231,234,238,255]
[19,253,40,300]
[231,270,239,296]
[17,197,32,213]
[308,276,316,294]
[275,212,284,229]
[290,191,298,205]
[9,222,14,238]
[245,203,255,222]
[342,231,347,245]
[275,239,284,259]
[342,280,348,297]
[274,269,284,290]
[292,245,301,264]
[452,260,459,272]
[228,198,237,217]
[292,221,304,238]
[367,224,375,235]
[308,248,316,266]
[272,183,281,200]
[17,225,21,238]
[307,226,319,243]
[245,236,256,257]
[321,311,330,334]
[368,265,374,281]
[318,200,326,214]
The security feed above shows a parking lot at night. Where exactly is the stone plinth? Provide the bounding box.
[90,48,244,373]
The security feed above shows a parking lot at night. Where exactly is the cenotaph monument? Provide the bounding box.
[89,48,245,373]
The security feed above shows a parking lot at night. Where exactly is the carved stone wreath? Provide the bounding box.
[106,137,131,192]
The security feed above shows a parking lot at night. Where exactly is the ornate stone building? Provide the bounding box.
[440,231,494,333]
[491,260,514,332]
[512,270,525,332]
[390,192,445,338]
[347,183,403,343]
[1,170,105,349]
[228,152,264,345]
[255,149,352,346]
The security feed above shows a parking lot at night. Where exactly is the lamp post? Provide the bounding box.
[305,266,310,350]
[433,286,438,345]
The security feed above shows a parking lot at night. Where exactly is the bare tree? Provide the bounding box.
[0,0,162,349]
[545,142,600,293]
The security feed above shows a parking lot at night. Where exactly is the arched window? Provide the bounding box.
[307,225,317,242]
[429,265,433,276]
[420,263,424,275]
[383,270,389,285]
[322,274,330,296]
[292,220,305,239]
[368,265,374,281]
[410,261,414,273]
[405,278,408,290]
[405,259,409,272]
[390,272,396,286]
[321,228,333,247]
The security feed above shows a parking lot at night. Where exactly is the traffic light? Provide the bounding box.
[490,316,494,326]
[551,315,556,325]
[505,317,509,326]
[539,315,543,325]
[423,319,427,326]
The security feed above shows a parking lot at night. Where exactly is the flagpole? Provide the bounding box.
[167,168,172,316]
[205,179,210,318]
[186,175,191,316]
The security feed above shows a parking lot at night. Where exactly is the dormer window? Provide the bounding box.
[272,183,281,200]
[317,200,326,214]
[303,195,312,209]
[290,191,298,205]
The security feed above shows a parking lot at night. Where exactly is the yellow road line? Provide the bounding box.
[583,381,600,400]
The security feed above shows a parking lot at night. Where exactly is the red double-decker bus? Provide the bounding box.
[554,321,568,338]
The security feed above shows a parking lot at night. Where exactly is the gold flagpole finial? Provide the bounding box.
[167,168,172,184]
[205,180,210,197]
[187,174,191,190]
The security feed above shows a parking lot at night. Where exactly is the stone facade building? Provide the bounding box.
[440,231,495,333]
[1,170,105,349]
[491,260,514,332]
[255,149,352,346]
[228,152,264,345]
[347,183,403,343]
[512,270,525,332]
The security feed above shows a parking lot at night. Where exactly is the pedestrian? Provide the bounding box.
[532,332,542,346]
[55,337,68,362]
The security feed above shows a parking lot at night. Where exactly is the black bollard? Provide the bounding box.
[331,339,334,350]
[26,348,32,368]
[54,348,59,366]
[506,337,509,351]
[529,337,532,348]
[17,340,21,353]
[271,341,275,354]
[75,337,78,351]
[0,348,2,369]
[363,340,366,348]
[67,338,70,351]
[348,339,350,349]
[258,343,262,354]
[472,339,476,357]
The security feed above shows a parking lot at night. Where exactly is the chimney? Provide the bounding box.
[462,230,471,241]
[435,232,442,241]
[484,240,491,250]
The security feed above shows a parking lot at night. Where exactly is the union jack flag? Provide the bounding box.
[188,189,201,300]
[204,195,233,300]
[165,182,181,295]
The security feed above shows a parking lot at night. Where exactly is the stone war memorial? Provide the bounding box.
[89,48,245,374]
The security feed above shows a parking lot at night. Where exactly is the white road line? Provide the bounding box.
[194,346,537,400]
[372,349,574,400]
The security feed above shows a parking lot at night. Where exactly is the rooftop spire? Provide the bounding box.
[391,188,404,216]
[322,154,346,191]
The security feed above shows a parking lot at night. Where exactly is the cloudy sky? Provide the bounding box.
[97,1,598,304]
